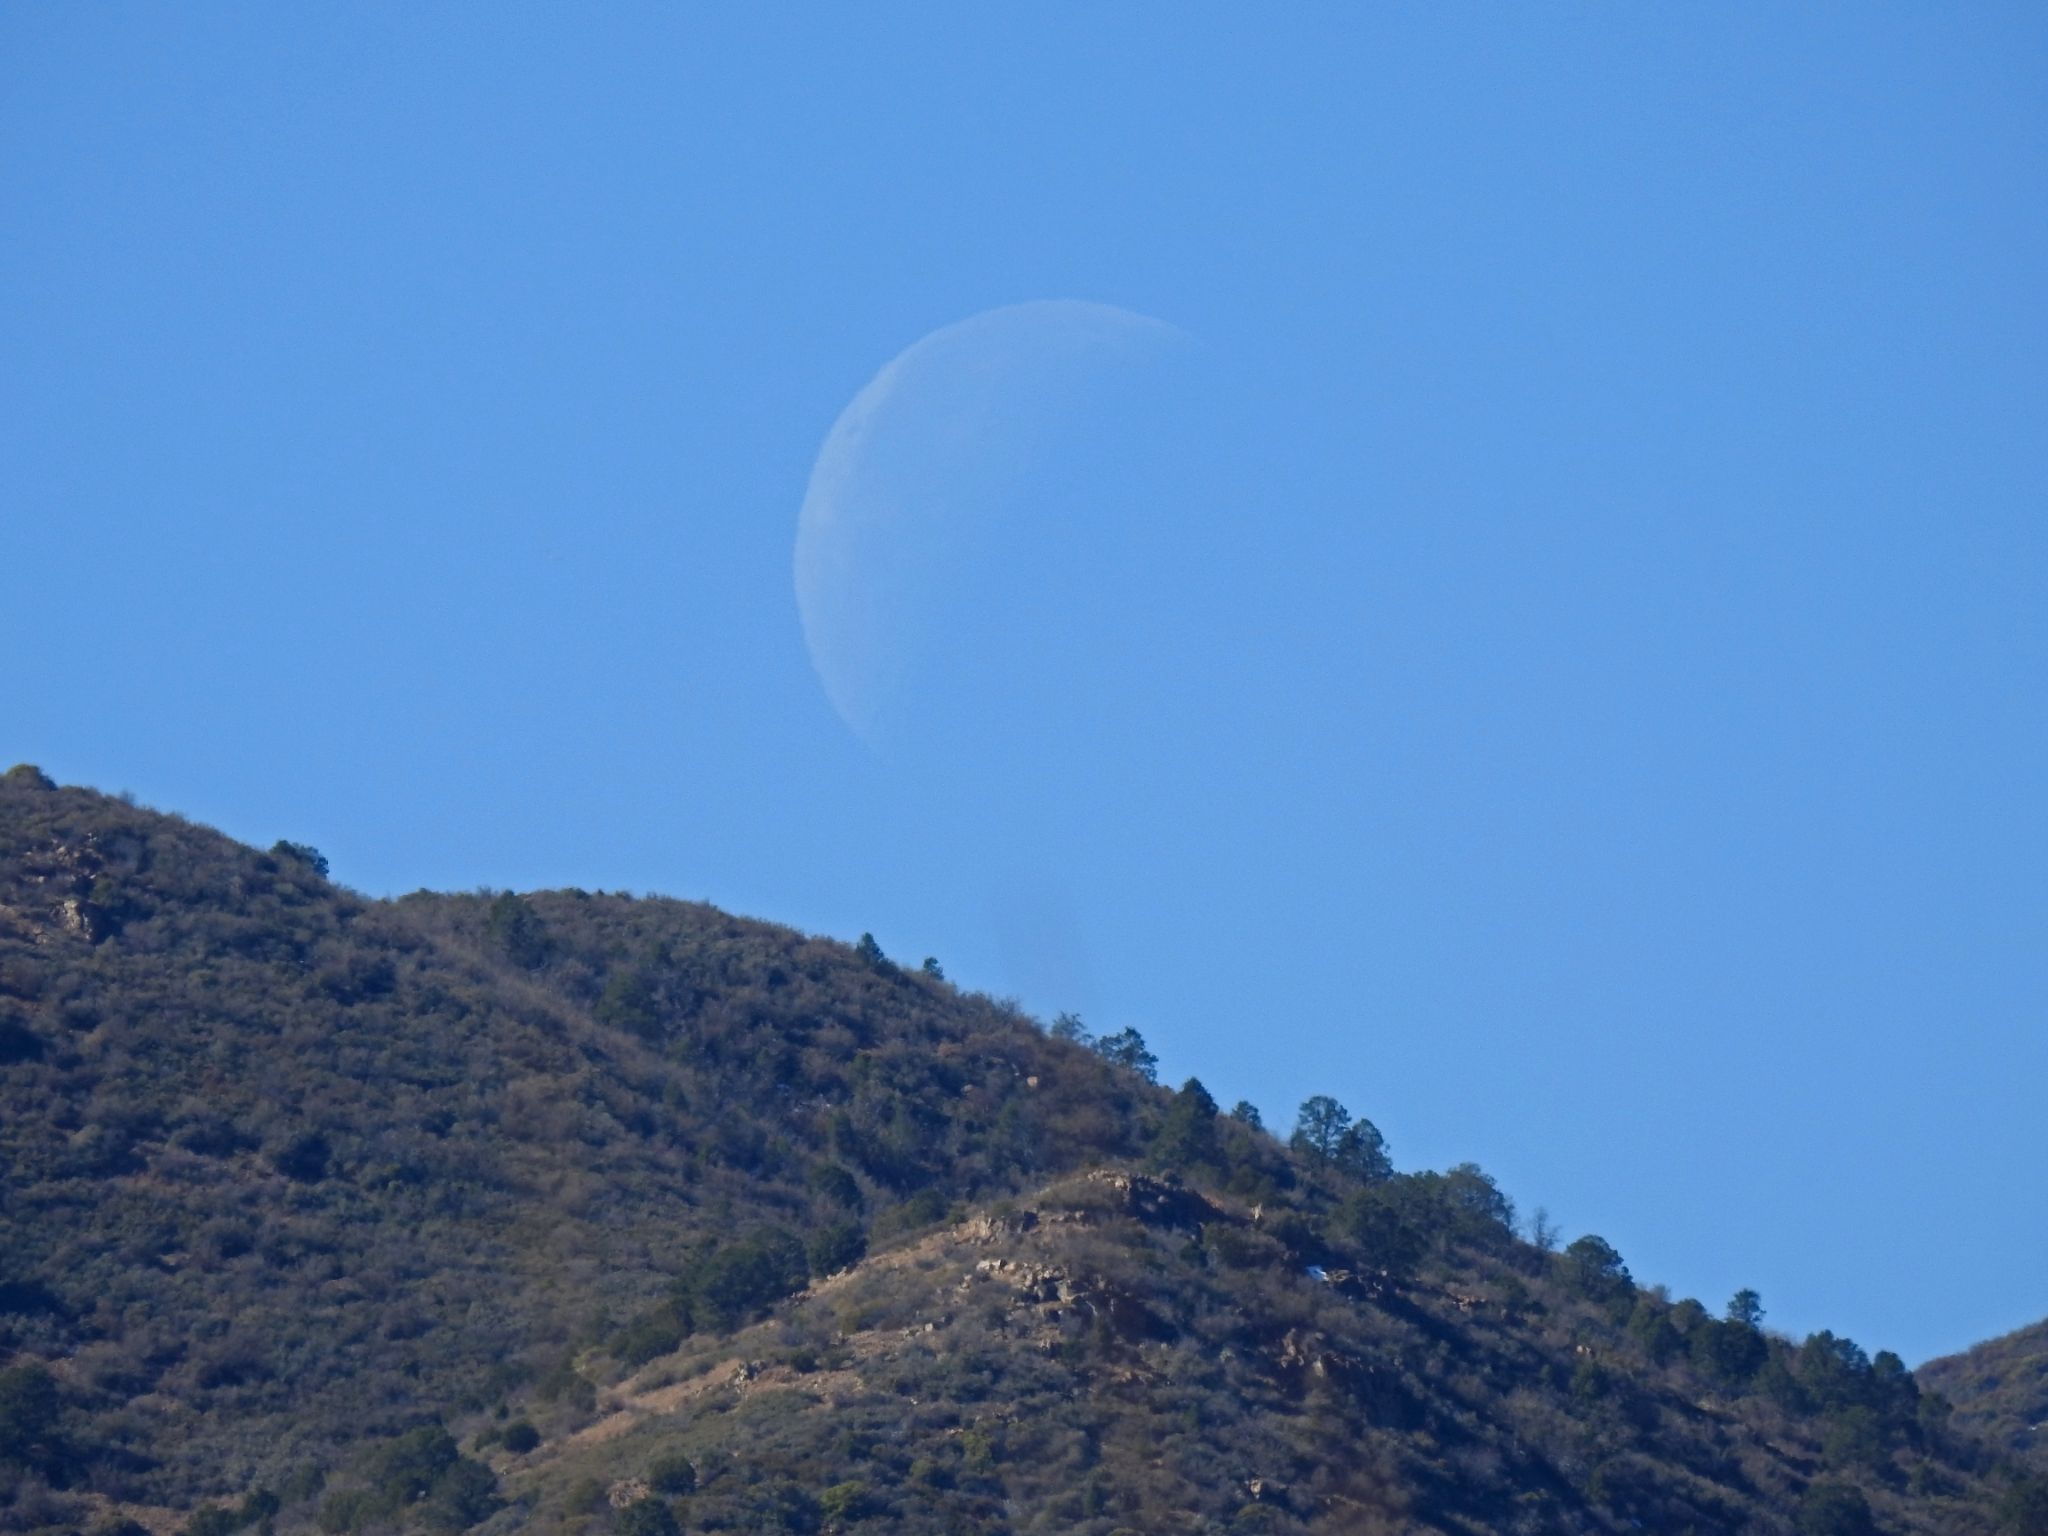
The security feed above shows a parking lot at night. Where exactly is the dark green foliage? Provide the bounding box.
[366,1426,464,1504]
[1823,1406,1888,1472]
[500,1420,540,1454]
[1289,1095,1351,1161]
[485,890,551,967]
[3,764,56,790]
[1691,1314,1768,1385]
[1092,1026,1157,1083]
[1337,1185,1425,1282]
[1796,1479,1876,1535]
[1627,1297,1684,1366]
[1437,1162,1513,1236]
[820,1478,871,1521]
[1563,1234,1634,1301]
[1798,1331,1878,1413]
[0,1014,45,1064]
[270,840,329,878]
[675,1228,811,1333]
[920,957,944,980]
[1050,1011,1089,1044]
[872,1186,949,1238]
[595,967,662,1039]
[269,1130,333,1183]
[616,1499,681,1536]
[809,1162,863,1209]
[310,1427,497,1532]
[807,1219,868,1277]
[1998,1475,2048,1533]
[1151,1077,1221,1173]
[0,1361,60,1467]
[1331,1116,1391,1181]
[1728,1288,1765,1328]
[180,1505,242,1536]
[178,1488,277,1536]
[854,932,885,968]
[1227,1099,1262,1131]
[646,1449,698,1495]
[238,1488,281,1526]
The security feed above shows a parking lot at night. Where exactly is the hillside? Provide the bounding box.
[1923,1321,2048,1464]
[2,766,2044,1535]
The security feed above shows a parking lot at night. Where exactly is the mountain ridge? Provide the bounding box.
[2,765,2042,1535]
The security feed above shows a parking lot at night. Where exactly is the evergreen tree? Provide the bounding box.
[1153,1078,1221,1173]
[1051,1011,1091,1045]
[1093,1027,1158,1083]
[1290,1095,1352,1162]
[486,892,551,969]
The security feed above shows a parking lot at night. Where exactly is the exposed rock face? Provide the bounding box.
[16,832,110,943]
[966,1254,1170,1342]
[1083,1169,1218,1229]
[958,1207,1039,1244]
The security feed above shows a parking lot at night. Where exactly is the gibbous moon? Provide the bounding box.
[795,300,1188,746]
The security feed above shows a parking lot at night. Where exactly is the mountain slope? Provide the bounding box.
[1922,1320,2048,1464]
[0,767,2038,1535]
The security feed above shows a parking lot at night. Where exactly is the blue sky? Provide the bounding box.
[3,5,2042,1366]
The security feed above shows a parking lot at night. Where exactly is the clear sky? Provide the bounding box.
[3,5,2042,1367]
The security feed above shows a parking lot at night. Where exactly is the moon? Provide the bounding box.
[795,300,1189,746]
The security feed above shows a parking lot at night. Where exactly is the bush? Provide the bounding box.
[809,1162,862,1209]
[807,1220,867,1277]
[595,968,661,1039]
[271,841,330,878]
[485,892,551,968]
[1796,1480,1875,1536]
[180,1506,241,1536]
[270,1131,333,1183]
[500,1420,540,1454]
[674,1228,810,1332]
[647,1449,698,1495]
[0,1361,60,1467]
[617,1499,680,1536]
[820,1479,871,1521]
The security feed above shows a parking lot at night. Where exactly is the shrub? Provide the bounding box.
[809,1162,862,1209]
[820,1479,871,1521]
[647,1449,698,1495]
[596,969,661,1039]
[270,1130,334,1183]
[617,1499,681,1536]
[0,1361,60,1467]
[1796,1480,1875,1536]
[674,1228,810,1332]
[485,893,551,968]
[180,1506,240,1536]
[500,1420,540,1454]
[807,1220,867,1277]
[271,840,330,878]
